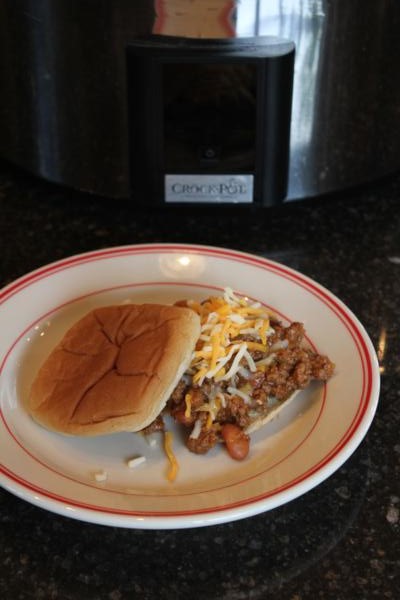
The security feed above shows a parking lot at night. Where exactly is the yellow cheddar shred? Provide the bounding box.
[188,300,203,314]
[210,334,221,371]
[184,393,192,418]
[193,367,208,384]
[215,367,226,379]
[245,341,268,352]
[216,304,231,316]
[189,287,273,391]
[164,431,179,482]
[259,319,270,345]
[237,306,265,316]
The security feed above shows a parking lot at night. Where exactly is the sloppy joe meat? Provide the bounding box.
[166,320,334,456]
[186,426,219,455]
[141,414,165,435]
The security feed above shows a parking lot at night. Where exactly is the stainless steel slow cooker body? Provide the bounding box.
[1,0,399,202]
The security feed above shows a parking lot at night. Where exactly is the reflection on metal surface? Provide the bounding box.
[237,0,327,197]
[153,0,236,38]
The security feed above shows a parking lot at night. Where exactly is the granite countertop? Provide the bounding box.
[0,159,399,600]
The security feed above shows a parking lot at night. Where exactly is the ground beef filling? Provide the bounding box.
[140,415,165,436]
[166,321,334,456]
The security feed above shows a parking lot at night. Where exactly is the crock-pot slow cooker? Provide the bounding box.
[1,0,399,205]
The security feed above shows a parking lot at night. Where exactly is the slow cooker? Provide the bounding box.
[1,0,399,206]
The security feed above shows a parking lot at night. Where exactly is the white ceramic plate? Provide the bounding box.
[0,244,380,529]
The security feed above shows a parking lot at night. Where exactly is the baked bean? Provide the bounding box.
[221,424,250,460]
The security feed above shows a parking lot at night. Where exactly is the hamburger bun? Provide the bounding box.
[28,303,201,436]
[244,390,301,434]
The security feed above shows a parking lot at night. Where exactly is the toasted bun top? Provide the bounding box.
[28,304,201,436]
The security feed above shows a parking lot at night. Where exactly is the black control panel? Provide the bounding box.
[127,36,294,206]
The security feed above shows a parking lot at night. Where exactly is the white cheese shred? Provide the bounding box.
[127,456,146,469]
[243,349,257,372]
[190,419,203,439]
[222,343,248,380]
[94,470,108,482]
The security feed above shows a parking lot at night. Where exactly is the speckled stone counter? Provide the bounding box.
[0,159,399,600]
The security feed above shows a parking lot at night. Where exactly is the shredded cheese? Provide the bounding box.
[164,431,179,482]
[243,349,257,372]
[190,419,203,439]
[127,456,146,469]
[245,341,267,352]
[184,393,192,418]
[189,291,272,374]
[256,354,276,368]
[222,343,248,380]
[186,288,273,428]
[216,391,226,408]
[205,412,213,429]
